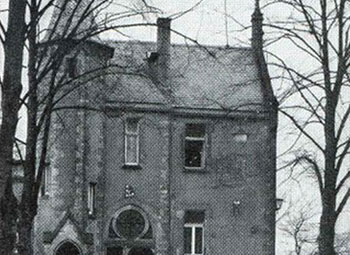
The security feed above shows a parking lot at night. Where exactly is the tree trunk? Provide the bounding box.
[17,216,34,255]
[319,97,337,255]
[0,0,26,253]
[16,2,40,254]
[319,204,336,255]
[0,177,18,254]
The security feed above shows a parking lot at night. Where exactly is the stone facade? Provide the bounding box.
[33,6,278,255]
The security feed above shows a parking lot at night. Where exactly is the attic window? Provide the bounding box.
[233,133,248,143]
[146,52,159,62]
[184,124,206,169]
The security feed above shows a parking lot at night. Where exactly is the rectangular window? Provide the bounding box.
[66,57,77,78]
[88,182,96,216]
[184,211,205,255]
[40,167,51,196]
[125,119,139,165]
[185,124,206,168]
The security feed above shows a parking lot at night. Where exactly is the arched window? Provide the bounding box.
[110,206,152,240]
[115,209,145,239]
[55,241,81,255]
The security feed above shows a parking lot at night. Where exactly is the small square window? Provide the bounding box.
[185,124,206,169]
[125,119,140,165]
[233,133,248,143]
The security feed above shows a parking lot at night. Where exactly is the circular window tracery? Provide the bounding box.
[111,206,150,240]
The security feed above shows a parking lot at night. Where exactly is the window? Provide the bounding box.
[125,119,140,165]
[87,182,96,216]
[115,209,146,239]
[185,124,206,168]
[184,211,204,255]
[40,167,51,196]
[232,133,248,143]
[66,57,77,78]
[56,242,81,255]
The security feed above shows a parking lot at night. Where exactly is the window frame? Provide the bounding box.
[184,123,207,170]
[124,118,140,166]
[40,167,51,197]
[184,223,204,255]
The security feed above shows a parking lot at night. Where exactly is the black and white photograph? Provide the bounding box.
[0,0,349,254]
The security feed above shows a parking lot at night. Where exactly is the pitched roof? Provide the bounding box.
[104,41,266,112]
[45,0,98,40]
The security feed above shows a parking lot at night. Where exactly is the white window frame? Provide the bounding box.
[124,119,140,166]
[184,223,204,255]
[88,182,96,216]
[184,124,206,170]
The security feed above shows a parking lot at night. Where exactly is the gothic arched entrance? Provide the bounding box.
[55,241,81,255]
[128,247,154,255]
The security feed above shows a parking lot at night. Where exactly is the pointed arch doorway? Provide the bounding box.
[128,247,154,255]
[55,241,81,255]
[106,247,154,255]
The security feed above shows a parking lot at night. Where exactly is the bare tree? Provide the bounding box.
[0,0,26,253]
[262,0,350,254]
[2,0,209,253]
[279,202,318,255]
[1,0,161,253]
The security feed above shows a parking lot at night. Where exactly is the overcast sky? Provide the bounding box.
[1,0,349,253]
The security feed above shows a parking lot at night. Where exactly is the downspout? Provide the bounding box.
[156,17,173,254]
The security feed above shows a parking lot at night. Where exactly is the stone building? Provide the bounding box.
[33,2,278,255]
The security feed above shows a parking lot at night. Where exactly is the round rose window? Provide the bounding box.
[114,209,146,239]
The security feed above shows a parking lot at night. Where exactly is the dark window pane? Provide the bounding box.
[185,140,204,167]
[106,247,123,255]
[184,227,192,253]
[126,119,139,133]
[56,242,80,255]
[186,124,205,138]
[66,58,77,78]
[129,248,154,255]
[40,168,46,196]
[195,227,203,253]
[185,211,205,224]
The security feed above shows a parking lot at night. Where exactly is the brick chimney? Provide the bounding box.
[251,0,264,54]
[156,18,171,90]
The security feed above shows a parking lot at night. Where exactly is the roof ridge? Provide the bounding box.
[103,39,252,50]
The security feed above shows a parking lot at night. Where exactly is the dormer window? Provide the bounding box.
[125,119,140,165]
[184,124,206,169]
